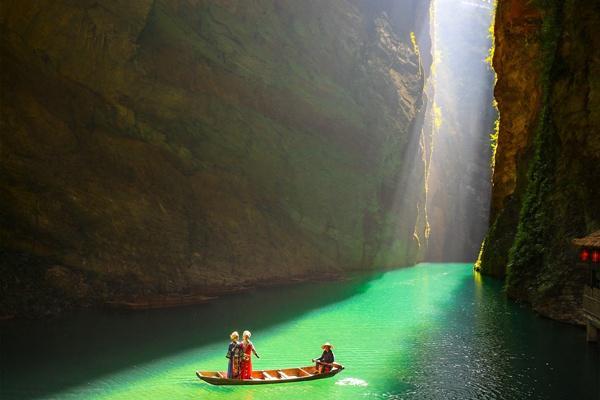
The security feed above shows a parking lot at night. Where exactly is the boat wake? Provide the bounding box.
[335,377,368,387]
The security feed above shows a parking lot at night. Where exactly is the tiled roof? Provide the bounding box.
[572,230,600,248]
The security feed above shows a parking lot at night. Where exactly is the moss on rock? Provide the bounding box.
[0,0,432,317]
[479,0,600,323]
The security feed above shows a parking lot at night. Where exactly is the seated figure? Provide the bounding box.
[312,342,334,373]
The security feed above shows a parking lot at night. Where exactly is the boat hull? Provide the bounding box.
[196,364,344,386]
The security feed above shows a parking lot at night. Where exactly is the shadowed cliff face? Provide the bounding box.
[0,0,431,316]
[479,0,600,323]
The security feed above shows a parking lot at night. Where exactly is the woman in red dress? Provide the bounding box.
[240,330,260,379]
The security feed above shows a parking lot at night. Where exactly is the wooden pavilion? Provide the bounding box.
[573,230,600,342]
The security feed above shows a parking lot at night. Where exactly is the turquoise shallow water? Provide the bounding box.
[1,263,599,399]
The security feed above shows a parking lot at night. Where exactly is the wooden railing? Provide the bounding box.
[583,285,600,322]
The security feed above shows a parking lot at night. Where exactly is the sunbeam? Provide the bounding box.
[424,0,497,262]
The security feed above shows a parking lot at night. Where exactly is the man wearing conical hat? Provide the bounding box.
[312,342,335,374]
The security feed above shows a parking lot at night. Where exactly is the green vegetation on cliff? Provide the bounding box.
[0,1,432,317]
[479,0,600,322]
[505,0,562,294]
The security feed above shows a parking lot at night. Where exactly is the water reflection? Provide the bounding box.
[1,264,598,400]
[0,273,379,399]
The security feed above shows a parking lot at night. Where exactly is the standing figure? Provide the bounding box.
[312,342,335,373]
[240,330,260,379]
[226,331,243,379]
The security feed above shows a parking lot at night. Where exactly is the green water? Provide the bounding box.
[1,264,598,399]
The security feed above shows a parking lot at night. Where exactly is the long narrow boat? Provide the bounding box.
[196,363,344,385]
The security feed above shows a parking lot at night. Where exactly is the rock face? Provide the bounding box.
[424,0,496,263]
[478,0,600,323]
[0,0,431,316]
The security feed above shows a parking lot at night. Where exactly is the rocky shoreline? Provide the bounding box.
[0,257,348,320]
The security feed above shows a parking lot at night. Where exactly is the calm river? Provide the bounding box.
[1,263,598,399]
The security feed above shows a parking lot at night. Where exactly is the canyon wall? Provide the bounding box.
[478,0,600,323]
[0,0,431,316]
[424,0,496,262]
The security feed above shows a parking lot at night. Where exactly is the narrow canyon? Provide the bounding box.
[1,0,598,327]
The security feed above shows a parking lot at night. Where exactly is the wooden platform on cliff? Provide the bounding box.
[105,294,216,310]
[572,231,600,343]
[583,286,600,342]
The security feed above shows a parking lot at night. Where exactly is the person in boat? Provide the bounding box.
[226,331,243,379]
[240,330,260,379]
[312,342,334,373]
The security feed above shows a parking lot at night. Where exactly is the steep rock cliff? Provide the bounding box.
[424,0,496,263]
[478,0,600,323]
[0,0,431,316]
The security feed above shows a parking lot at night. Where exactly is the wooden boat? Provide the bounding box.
[196,363,344,385]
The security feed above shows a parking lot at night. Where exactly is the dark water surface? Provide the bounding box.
[1,264,598,399]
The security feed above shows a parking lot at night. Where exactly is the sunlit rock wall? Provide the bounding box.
[424,0,496,262]
[479,0,600,323]
[0,0,431,316]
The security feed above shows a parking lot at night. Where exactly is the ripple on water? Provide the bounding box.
[2,264,598,400]
[336,377,369,387]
